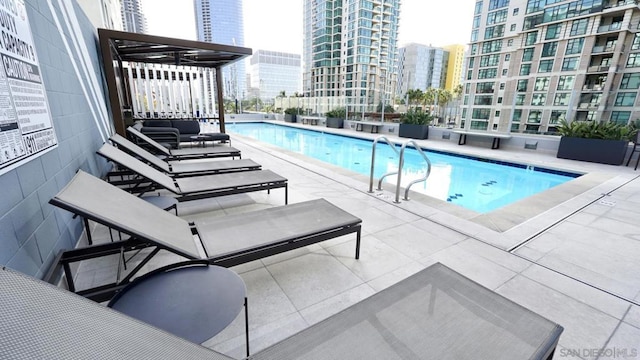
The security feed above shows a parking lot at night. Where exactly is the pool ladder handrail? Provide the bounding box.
[369,136,432,203]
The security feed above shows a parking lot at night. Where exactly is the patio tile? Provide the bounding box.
[373,222,456,260]
[624,305,640,329]
[326,234,414,282]
[599,323,640,359]
[299,283,375,325]
[456,238,531,273]
[496,275,620,360]
[366,261,427,292]
[266,252,363,310]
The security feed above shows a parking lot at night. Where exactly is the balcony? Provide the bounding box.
[597,22,623,33]
[582,84,605,91]
[592,45,617,53]
[587,65,612,73]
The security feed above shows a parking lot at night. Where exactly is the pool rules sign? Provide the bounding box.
[0,0,56,175]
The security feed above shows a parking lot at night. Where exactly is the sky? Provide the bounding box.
[143,0,476,53]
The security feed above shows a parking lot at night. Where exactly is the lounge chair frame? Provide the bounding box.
[97,143,288,203]
[48,171,361,302]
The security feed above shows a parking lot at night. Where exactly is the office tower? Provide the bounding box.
[397,43,448,97]
[194,0,246,101]
[121,0,146,33]
[443,44,466,92]
[303,0,400,115]
[465,0,640,134]
[249,50,302,102]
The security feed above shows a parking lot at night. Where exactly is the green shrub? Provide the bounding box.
[284,107,302,115]
[325,107,347,119]
[557,120,637,141]
[400,109,433,126]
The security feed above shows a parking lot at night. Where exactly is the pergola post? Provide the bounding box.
[216,66,225,133]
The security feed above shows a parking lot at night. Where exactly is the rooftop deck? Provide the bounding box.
[77,121,640,359]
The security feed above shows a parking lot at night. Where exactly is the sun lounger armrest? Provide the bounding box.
[140,126,180,149]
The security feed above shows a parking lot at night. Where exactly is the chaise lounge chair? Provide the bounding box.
[2,261,563,360]
[128,126,241,160]
[97,143,288,203]
[48,170,362,302]
[109,134,261,177]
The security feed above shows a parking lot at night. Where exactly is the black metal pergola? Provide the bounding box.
[98,28,252,135]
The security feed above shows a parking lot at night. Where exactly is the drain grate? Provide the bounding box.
[598,200,616,207]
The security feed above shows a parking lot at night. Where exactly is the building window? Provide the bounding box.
[471,121,489,130]
[500,82,505,90]
[570,18,588,36]
[538,59,554,72]
[550,110,566,124]
[482,40,502,53]
[507,39,513,47]
[565,38,584,55]
[545,24,561,40]
[495,110,501,117]
[561,57,579,71]
[632,34,640,51]
[502,68,508,76]
[489,0,509,11]
[525,31,537,46]
[475,1,483,15]
[498,97,503,104]
[520,64,531,76]
[477,82,495,93]
[471,44,478,55]
[471,29,479,42]
[627,53,640,68]
[517,79,528,92]
[516,93,526,105]
[620,73,640,89]
[513,109,522,121]
[610,111,631,125]
[557,75,574,90]
[472,108,491,119]
[534,77,550,91]
[531,93,546,106]
[478,68,498,79]
[542,42,558,57]
[473,15,481,29]
[522,47,534,61]
[553,93,569,106]
[526,0,544,14]
[474,95,493,105]
[505,54,511,61]
[614,92,637,106]
[486,8,508,25]
[480,54,500,67]
[485,24,505,39]
[586,111,597,121]
[513,8,519,15]
[510,24,516,31]
[528,110,542,123]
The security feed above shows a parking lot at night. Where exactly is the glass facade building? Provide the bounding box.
[194,0,246,100]
[249,50,302,102]
[121,0,146,33]
[303,0,400,114]
[397,44,449,97]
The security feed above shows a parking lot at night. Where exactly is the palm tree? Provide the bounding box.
[406,89,423,109]
[278,90,286,98]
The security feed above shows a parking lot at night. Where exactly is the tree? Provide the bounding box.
[278,90,286,98]
[376,102,395,113]
[406,89,423,109]
[453,84,463,100]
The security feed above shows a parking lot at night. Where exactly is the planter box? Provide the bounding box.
[557,137,628,165]
[399,124,429,140]
[284,114,297,123]
[326,117,344,128]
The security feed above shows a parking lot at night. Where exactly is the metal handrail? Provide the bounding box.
[369,136,399,193]
[395,140,432,203]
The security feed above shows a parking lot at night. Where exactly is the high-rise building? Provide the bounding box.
[194,0,246,101]
[121,0,146,33]
[397,43,448,97]
[464,0,640,134]
[443,44,466,92]
[248,50,302,103]
[303,0,400,115]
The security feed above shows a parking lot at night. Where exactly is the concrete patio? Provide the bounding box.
[74,122,640,359]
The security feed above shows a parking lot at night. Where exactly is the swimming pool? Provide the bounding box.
[227,122,579,213]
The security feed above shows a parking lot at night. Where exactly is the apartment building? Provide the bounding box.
[248,50,302,102]
[464,0,640,133]
[121,0,146,33]
[397,43,448,97]
[303,0,400,114]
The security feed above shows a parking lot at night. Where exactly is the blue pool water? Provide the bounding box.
[227,122,579,213]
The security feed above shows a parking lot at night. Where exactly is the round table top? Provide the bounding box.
[108,265,246,344]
